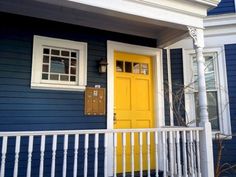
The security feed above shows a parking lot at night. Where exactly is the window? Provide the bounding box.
[184,48,231,135]
[31,36,87,91]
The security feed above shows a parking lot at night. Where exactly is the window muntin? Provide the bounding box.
[191,53,220,130]
[41,47,78,83]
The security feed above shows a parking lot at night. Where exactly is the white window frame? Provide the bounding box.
[183,47,231,136]
[31,35,87,91]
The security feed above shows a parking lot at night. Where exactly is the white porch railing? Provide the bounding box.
[0,127,203,177]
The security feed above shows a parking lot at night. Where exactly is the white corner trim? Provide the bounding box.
[166,48,174,126]
[31,35,87,91]
[106,40,164,176]
[183,47,232,135]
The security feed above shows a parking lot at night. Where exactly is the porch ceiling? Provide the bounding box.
[0,0,218,47]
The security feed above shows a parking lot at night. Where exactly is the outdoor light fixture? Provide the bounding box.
[98,58,108,73]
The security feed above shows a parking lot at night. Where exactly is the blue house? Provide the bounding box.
[0,0,235,177]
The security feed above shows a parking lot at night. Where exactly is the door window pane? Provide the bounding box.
[116,61,123,72]
[133,63,140,74]
[125,62,132,73]
[141,63,149,75]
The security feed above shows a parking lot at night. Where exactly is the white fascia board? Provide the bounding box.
[68,0,205,28]
[204,13,236,27]
[190,0,220,6]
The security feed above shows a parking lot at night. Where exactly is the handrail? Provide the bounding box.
[0,127,204,137]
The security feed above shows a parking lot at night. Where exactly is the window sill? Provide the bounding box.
[31,82,86,92]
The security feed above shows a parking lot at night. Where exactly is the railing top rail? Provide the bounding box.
[0,127,204,137]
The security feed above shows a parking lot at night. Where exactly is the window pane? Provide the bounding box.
[42,73,48,80]
[50,57,69,74]
[43,48,50,54]
[70,67,76,74]
[70,76,76,81]
[205,56,214,72]
[60,75,69,81]
[43,56,49,63]
[71,52,77,58]
[42,65,49,72]
[116,61,123,72]
[192,54,216,91]
[125,62,132,73]
[194,91,219,130]
[61,50,70,56]
[141,63,149,75]
[205,72,216,90]
[51,49,60,55]
[71,59,77,66]
[133,63,140,74]
[50,74,59,80]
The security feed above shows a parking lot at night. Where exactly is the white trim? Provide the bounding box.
[183,47,231,135]
[235,0,236,12]
[31,35,87,91]
[107,41,164,175]
[204,13,236,27]
[69,0,208,28]
[166,48,174,126]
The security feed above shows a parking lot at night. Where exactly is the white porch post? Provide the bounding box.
[188,27,214,177]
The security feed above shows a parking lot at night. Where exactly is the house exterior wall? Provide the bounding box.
[0,12,156,132]
[208,0,235,15]
[167,45,236,176]
[0,12,157,177]
[218,44,236,166]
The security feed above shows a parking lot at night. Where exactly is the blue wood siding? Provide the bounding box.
[208,0,235,15]
[0,12,157,177]
[0,12,156,131]
[162,49,171,125]
[212,44,236,176]
[170,49,185,126]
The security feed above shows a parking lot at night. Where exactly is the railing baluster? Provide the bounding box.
[63,135,68,177]
[39,135,45,177]
[147,132,151,177]
[176,131,182,177]
[169,131,174,177]
[73,134,79,177]
[0,136,7,177]
[139,132,143,177]
[94,133,99,177]
[122,132,126,177]
[131,132,134,177]
[51,135,57,177]
[27,136,34,177]
[162,132,166,177]
[113,133,117,177]
[196,131,201,177]
[13,136,21,177]
[84,134,89,177]
[189,131,195,177]
[182,131,188,177]
[104,133,108,177]
[154,131,159,177]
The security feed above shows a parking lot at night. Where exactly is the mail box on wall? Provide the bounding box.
[84,87,106,115]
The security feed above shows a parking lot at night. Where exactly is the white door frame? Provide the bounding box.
[106,40,165,176]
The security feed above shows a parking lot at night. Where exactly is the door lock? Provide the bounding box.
[113,112,117,123]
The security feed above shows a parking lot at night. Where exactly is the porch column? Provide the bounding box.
[188,27,214,177]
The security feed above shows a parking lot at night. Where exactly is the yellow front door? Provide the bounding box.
[114,51,155,173]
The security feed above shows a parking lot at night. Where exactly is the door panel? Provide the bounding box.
[114,51,155,173]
